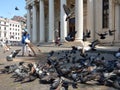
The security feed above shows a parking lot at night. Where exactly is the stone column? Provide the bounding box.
[32,2,37,43]
[75,0,83,41]
[109,0,114,30]
[26,6,31,34]
[119,6,120,40]
[39,0,45,42]
[36,5,39,42]
[87,0,95,41]
[60,0,67,42]
[115,5,120,40]
[48,0,55,42]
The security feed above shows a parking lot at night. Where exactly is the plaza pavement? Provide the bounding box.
[3,41,119,64]
[0,41,119,70]
[0,41,119,90]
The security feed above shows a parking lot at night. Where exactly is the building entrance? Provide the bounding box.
[68,18,75,41]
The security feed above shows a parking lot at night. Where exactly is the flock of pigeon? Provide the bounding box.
[0,46,120,90]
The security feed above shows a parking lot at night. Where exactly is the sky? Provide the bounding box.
[0,0,26,19]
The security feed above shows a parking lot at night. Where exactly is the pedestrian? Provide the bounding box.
[0,38,10,53]
[55,37,60,46]
[55,37,62,46]
[21,31,36,56]
[5,38,11,49]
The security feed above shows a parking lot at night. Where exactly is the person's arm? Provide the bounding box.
[27,34,30,40]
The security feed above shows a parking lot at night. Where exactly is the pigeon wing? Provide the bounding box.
[63,4,70,16]
[95,32,101,36]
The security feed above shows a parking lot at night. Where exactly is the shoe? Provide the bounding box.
[28,54,32,57]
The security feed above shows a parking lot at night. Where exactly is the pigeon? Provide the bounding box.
[83,30,91,41]
[6,49,21,61]
[96,32,108,39]
[114,48,120,59]
[15,6,19,10]
[89,39,100,51]
[108,30,116,36]
[65,31,77,41]
[84,30,91,39]
[50,78,60,89]
[12,49,21,58]
[63,4,75,21]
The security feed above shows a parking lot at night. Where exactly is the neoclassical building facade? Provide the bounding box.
[25,0,120,44]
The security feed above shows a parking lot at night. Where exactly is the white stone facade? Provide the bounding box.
[25,0,120,44]
[0,17,22,45]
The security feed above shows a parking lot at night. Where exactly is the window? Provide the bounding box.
[4,27,6,30]
[102,0,109,28]
[4,32,6,37]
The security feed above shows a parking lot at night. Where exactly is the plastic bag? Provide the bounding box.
[25,38,30,43]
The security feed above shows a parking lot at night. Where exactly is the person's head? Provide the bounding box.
[23,31,28,36]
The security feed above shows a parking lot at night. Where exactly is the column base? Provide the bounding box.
[74,39,85,47]
[39,40,45,43]
[48,40,55,43]
[60,39,67,43]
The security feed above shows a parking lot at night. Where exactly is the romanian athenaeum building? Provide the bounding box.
[25,0,120,45]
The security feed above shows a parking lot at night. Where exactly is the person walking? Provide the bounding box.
[0,38,10,53]
[55,37,61,46]
[5,38,11,49]
[21,31,36,56]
